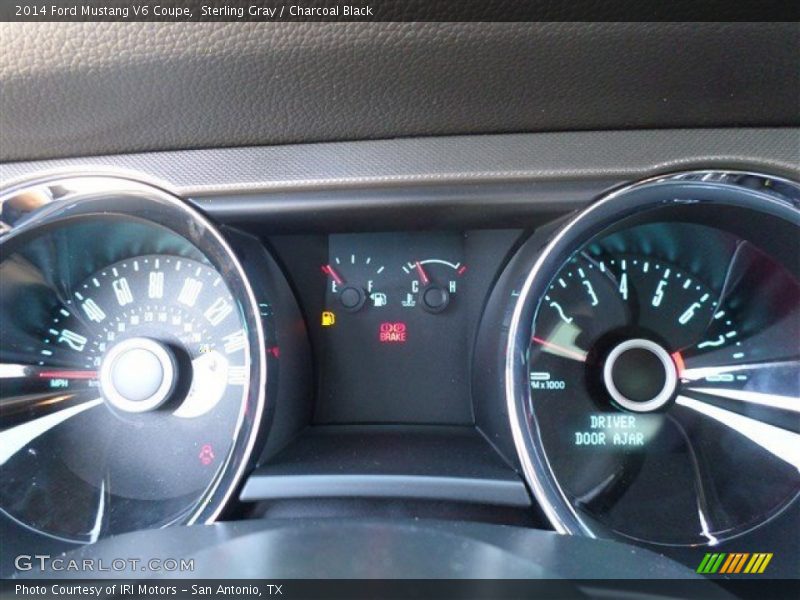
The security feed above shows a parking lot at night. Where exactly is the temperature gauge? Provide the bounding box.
[401,259,466,313]
[322,254,387,312]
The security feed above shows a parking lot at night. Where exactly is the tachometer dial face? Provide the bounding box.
[1,253,250,541]
[527,227,800,546]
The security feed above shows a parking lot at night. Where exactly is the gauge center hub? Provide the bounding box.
[100,337,177,413]
[603,338,677,413]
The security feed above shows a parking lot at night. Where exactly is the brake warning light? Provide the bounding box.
[379,322,407,343]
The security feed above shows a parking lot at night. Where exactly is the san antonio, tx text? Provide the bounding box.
[15,584,279,596]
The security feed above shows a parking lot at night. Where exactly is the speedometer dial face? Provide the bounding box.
[1,253,250,541]
[0,177,267,544]
[527,223,800,546]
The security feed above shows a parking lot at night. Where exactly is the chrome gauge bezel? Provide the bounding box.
[0,174,268,532]
[504,170,800,543]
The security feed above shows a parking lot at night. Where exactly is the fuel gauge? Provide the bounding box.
[322,254,387,312]
[401,259,467,313]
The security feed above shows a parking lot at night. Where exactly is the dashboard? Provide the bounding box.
[1,127,798,589]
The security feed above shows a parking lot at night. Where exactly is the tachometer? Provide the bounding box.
[504,172,800,547]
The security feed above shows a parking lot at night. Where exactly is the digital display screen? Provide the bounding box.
[314,232,472,424]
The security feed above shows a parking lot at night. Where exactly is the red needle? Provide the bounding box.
[38,370,98,380]
[414,261,430,286]
[322,264,345,285]
[531,336,587,362]
[671,351,686,377]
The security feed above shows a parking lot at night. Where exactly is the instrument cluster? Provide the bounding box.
[0,171,797,574]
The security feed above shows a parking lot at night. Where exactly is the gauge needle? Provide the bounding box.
[532,336,588,362]
[37,369,98,380]
[414,261,430,286]
[322,264,345,285]
[0,364,98,380]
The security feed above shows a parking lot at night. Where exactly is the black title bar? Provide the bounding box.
[2,0,798,22]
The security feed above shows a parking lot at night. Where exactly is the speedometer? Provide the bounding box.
[0,176,268,542]
[502,172,800,547]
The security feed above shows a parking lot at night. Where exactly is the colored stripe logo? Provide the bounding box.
[697,553,773,574]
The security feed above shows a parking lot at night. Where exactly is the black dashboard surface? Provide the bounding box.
[15,518,725,583]
[1,22,798,162]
